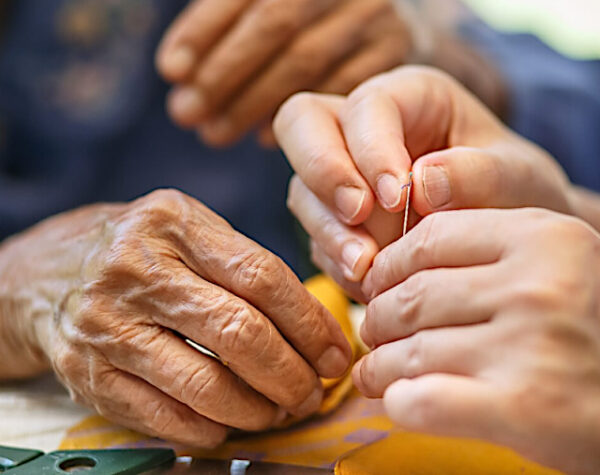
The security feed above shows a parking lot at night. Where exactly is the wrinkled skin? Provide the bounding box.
[355,208,600,475]
[0,189,351,447]
[275,66,575,301]
[156,0,504,147]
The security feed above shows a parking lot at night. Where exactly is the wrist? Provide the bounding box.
[0,202,126,379]
[0,236,50,379]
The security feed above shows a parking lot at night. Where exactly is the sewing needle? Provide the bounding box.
[402,172,413,237]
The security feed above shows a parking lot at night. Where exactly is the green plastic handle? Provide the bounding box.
[0,447,175,474]
[0,446,44,471]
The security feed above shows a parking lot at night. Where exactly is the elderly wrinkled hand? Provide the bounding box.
[156,0,426,146]
[275,66,574,301]
[0,189,351,447]
[355,208,600,475]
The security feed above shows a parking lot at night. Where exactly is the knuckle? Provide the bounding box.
[370,248,394,290]
[111,325,163,358]
[286,40,322,80]
[303,146,342,181]
[353,130,400,166]
[541,213,596,244]
[404,334,424,376]
[506,379,567,428]
[216,301,264,355]
[144,401,180,436]
[89,367,122,403]
[359,354,379,396]
[131,188,191,235]
[403,65,454,87]
[363,301,380,344]
[142,188,187,213]
[275,92,319,133]
[181,365,225,410]
[509,281,561,311]
[346,81,380,106]
[412,213,440,262]
[519,208,570,237]
[396,276,425,331]
[232,250,284,296]
[255,0,302,38]
[343,88,381,125]
[53,345,83,381]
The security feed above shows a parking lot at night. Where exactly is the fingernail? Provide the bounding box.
[171,86,206,118]
[317,345,351,378]
[341,241,364,281]
[162,46,196,78]
[377,174,402,209]
[294,385,323,418]
[423,166,451,209]
[335,186,366,223]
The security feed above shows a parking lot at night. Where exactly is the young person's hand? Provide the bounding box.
[355,208,600,475]
[275,67,573,299]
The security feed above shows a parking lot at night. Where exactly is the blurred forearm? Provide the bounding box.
[428,31,509,119]
[394,0,509,118]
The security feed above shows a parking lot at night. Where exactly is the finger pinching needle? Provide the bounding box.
[402,172,413,237]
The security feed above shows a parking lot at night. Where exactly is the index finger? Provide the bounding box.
[363,209,509,299]
[156,0,251,82]
[339,84,413,213]
[336,66,476,214]
[274,93,375,225]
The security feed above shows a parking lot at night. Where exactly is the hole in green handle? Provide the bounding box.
[58,456,97,472]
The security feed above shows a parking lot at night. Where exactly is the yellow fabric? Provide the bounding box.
[59,275,563,473]
[335,432,562,475]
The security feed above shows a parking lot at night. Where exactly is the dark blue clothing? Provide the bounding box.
[0,0,300,272]
[461,20,600,192]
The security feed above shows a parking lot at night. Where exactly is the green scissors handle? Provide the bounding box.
[0,445,175,474]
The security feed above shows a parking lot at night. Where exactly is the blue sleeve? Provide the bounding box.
[459,20,600,192]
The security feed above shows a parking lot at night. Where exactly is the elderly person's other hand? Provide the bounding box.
[355,208,600,475]
[156,0,428,146]
[275,66,574,301]
[0,189,351,447]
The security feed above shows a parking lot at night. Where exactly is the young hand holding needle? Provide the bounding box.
[275,66,576,301]
[274,65,600,475]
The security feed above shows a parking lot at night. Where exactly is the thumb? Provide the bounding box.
[411,146,534,216]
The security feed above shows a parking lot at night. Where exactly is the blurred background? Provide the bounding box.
[465,0,600,59]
